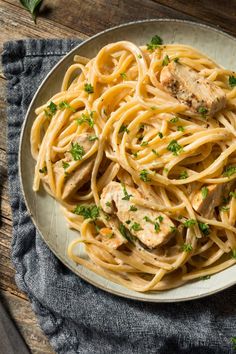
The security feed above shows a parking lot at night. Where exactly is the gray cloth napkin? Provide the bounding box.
[2,39,236,354]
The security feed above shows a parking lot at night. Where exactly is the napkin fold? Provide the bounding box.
[2,39,236,354]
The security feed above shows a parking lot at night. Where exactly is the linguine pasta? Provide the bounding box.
[31,38,236,292]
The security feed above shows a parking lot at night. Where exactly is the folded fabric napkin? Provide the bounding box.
[2,39,236,354]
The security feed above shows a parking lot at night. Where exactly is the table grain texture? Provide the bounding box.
[0,0,236,353]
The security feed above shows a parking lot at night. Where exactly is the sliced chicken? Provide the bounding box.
[54,133,94,200]
[100,181,175,249]
[160,61,226,115]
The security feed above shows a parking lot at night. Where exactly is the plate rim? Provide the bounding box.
[19,18,236,303]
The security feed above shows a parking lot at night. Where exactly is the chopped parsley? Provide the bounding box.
[39,166,47,174]
[154,222,160,232]
[167,140,183,156]
[62,161,69,170]
[229,191,236,198]
[132,152,138,158]
[170,226,177,233]
[146,35,163,51]
[44,101,57,119]
[84,83,94,94]
[58,101,76,112]
[119,124,130,134]
[181,243,193,252]
[129,205,138,212]
[119,223,134,243]
[131,222,143,232]
[163,168,169,173]
[184,219,197,228]
[88,135,98,141]
[201,186,209,200]
[140,169,151,182]
[232,250,236,259]
[120,72,127,80]
[219,205,230,212]
[162,55,170,66]
[198,106,208,117]
[152,149,159,156]
[105,201,111,207]
[199,275,211,280]
[170,117,179,123]
[73,204,100,220]
[69,142,85,161]
[231,337,236,350]
[158,132,163,139]
[223,166,236,178]
[140,141,149,147]
[126,220,131,225]
[179,170,188,179]
[157,215,164,223]
[229,76,236,88]
[77,111,95,127]
[121,184,132,201]
[198,222,210,236]
[137,54,142,59]
[173,57,179,63]
[177,126,184,132]
[144,216,152,223]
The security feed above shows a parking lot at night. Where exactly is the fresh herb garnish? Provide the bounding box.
[198,106,208,117]
[146,35,163,51]
[105,202,111,208]
[158,132,163,139]
[177,126,184,132]
[73,205,100,220]
[126,220,131,225]
[62,161,69,170]
[20,0,43,23]
[152,149,159,156]
[199,275,211,280]
[181,243,193,252]
[140,169,151,182]
[132,152,138,158]
[179,170,188,179]
[162,55,170,66]
[170,117,179,123]
[154,222,160,232]
[131,222,143,232]
[167,140,183,156]
[198,222,210,236]
[120,72,127,80]
[223,166,236,178]
[121,184,132,201]
[140,141,148,147]
[231,337,236,350]
[229,76,236,88]
[137,54,142,59]
[157,215,164,223]
[84,83,94,94]
[201,186,209,200]
[119,224,134,243]
[129,205,138,212]
[219,206,230,212]
[77,111,95,127]
[170,226,177,233]
[173,57,179,63]
[229,191,236,198]
[44,101,57,119]
[119,124,130,134]
[88,135,98,141]
[232,250,236,259]
[58,101,76,112]
[39,166,47,174]
[69,142,85,161]
[184,219,197,228]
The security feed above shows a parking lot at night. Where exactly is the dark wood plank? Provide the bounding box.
[1,290,54,354]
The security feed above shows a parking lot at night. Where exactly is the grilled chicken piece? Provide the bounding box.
[160,61,226,115]
[54,133,94,200]
[100,181,175,248]
[191,184,223,218]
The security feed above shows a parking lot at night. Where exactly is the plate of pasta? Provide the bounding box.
[20,19,236,302]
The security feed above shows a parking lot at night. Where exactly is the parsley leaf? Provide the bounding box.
[69,142,85,161]
[199,275,211,280]
[162,55,170,66]
[77,111,95,127]
[173,57,179,63]
[119,124,130,134]
[170,117,179,123]
[201,186,209,200]
[140,141,148,146]
[131,222,143,232]
[84,83,94,94]
[231,337,236,350]
[137,54,142,59]
[146,35,163,51]
[177,126,184,132]
[140,169,151,182]
[121,184,132,201]
[105,201,111,207]
[62,161,69,169]
[181,243,193,252]
[73,205,100,220]
[88,135,98,141]
[129,205,138,212]
[223,166,236,178]
[120,72,127,80]
[229,76,236,88]
[20,0,43,23]
[229,191,236,198]
[198,106,208,117]
[198,222,210,236]
[179,170,188,179]
[167,140,183,156]
[152,149,159,156]
[219,206,230,212]
[119,223,134,243]
[58,100,76,112]
[184,219,196,228]
[158,132,163,139]
[232,250,236,259]
[44,101,57,119]
[39,166,47,174]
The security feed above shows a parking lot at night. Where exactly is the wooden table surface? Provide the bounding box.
[0,1,236,353]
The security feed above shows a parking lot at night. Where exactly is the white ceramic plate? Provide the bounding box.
[19,19,236,302]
